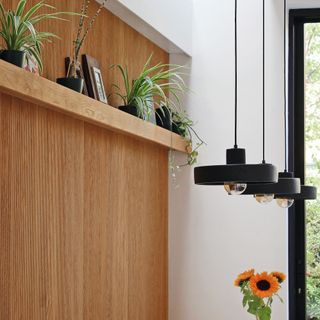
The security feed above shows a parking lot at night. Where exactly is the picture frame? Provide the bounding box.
[91,66,108,104]
[82,54,107,103]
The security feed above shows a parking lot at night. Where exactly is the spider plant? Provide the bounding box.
[171,110,205,166]
[0,0,79,72]
[111,55,186,120]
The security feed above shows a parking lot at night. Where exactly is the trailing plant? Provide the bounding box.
[0,0,79,72]
[170,109,205,166]
[235,269,286,320]
[111,54,186,120]
[68,0,107,78]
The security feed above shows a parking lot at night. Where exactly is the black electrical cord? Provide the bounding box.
[284,0,288,172]
[262,0,266,163]
[194,0,278,187]
[234,0,238,148]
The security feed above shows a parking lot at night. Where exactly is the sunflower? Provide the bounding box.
[271,271,286,284]
[234,269,255,287]
[249,272,279,298]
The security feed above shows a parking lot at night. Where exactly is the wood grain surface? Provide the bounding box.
[0,93,168,320]
[0,60,187,153]
[1,0,169,107]
[0,1,170,319]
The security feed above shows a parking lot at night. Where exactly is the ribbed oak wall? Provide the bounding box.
[0,1,169,319]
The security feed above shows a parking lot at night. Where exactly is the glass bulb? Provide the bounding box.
[254,194,274,204]
[276,198,295,208]
[224,183,247,195]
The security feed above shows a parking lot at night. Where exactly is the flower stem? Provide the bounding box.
[78,0,108,53]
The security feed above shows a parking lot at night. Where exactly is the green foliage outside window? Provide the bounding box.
[305,23,320,320]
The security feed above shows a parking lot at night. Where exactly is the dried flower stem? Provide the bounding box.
[74,0,90,61]
[78,0,107,52]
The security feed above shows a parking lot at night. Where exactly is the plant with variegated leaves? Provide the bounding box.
[0,0,79,72]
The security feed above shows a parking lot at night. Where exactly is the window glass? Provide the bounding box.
[305,23,320,320]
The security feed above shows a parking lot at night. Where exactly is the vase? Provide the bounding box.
[56,77,84,93]
[56,59,84,93]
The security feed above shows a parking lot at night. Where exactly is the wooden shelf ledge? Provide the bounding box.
[0,60,187,153]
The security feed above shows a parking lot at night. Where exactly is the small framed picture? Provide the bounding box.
[82,55,108,103]
[91,66,108,104]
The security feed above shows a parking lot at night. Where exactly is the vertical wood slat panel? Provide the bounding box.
[0,94,168,320]
[0,95,85,319]
[0,1,169,318]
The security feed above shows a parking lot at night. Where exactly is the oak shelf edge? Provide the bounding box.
[0,60,187,153]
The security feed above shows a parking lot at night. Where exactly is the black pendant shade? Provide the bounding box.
[194,148,277,185]
[193,0,278,188]
[242,171,300,195]
[275,185,317,200]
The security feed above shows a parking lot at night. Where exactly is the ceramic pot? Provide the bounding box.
[56,77,84,93]
[0,50,25,68]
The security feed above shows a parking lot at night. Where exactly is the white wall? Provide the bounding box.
[117,0,192,55]
[169,0,288,319]
[289,0,320,8]
[101,0,193,55]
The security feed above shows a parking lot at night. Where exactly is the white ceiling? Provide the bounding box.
[289,0,320,9]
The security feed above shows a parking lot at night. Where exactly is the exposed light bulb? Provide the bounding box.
[276,198,295,208]
[254,194,274,204]
[224,183,247,195]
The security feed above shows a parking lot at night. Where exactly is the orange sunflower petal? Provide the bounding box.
[271,271,286,284]
[234,269,255,287]
[249,272,279,298]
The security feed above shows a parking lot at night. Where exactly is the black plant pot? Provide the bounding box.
[118,105,139,117]
[156,106,172,131]
[172,122,187,137]
[172,123,180,134]
[0,50,25,68]
[56,77,84,93]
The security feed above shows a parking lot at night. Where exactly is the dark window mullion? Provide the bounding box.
[289,12,307,320]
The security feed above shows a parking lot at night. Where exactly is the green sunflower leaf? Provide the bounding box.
[257,306,272,320]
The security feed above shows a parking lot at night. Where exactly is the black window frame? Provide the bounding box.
[288,8,320,320]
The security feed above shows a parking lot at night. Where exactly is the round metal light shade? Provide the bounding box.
[194,163,278,185]
[275,185,317,200]
[242,171,301,195]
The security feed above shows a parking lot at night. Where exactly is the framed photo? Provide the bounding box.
[91,66,108,104]
[82,55,107,103]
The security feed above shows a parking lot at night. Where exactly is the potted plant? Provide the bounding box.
[170,109,205,166]
[156,105,172,130]
[0,0,78,71]
[234,269,286,320]
[57,0,107,93]
[111,55,186,121]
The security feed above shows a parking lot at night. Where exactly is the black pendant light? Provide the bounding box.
[275,186,317,201]
[242,0,301,208]
[194,0,278,195]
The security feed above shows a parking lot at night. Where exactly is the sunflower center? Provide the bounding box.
[256,280,271,291]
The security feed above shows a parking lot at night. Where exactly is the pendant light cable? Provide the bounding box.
[284,0,288,172]
[234,0,238,148]
[194,0,278,188]
[262,0,266,163]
